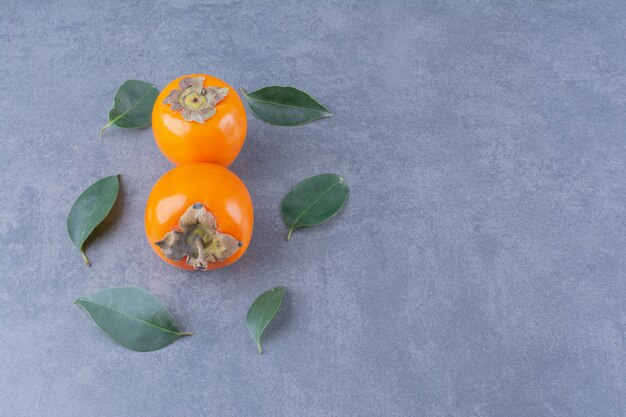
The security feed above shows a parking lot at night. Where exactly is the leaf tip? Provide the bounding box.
[74,299,87,311]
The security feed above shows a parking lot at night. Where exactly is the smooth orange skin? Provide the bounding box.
[144,163,253,271]
[152,74,247,166]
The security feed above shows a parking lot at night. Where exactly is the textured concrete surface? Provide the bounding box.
[0,1,624,416]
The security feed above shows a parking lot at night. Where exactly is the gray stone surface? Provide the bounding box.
[0,1,624,416]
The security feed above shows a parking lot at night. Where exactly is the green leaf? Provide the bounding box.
[67,175,119,266]
[246,286,285,354]
[100,80,159,137]
[281,173,349,240]
[76,287,191,352]
[240,86,332,126]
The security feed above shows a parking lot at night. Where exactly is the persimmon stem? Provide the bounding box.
[155,203,242,270]
[195,236,205,262]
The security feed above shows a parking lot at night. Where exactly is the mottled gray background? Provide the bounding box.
[0,1,624,416]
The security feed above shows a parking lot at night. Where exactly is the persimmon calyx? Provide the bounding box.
[162,76,228,123]
[155,203,242,270]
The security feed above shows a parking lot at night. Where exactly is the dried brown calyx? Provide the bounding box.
[155,203,242,270]
[163,76,228,123]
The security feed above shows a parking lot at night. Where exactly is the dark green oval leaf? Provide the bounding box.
[281,173,348,240]
[75,287,191,352]
[240,86,332,126]
[100,80,159,137]
[67,175,119,265]
[246,286,285,354]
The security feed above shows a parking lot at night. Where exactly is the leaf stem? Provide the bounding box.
[286,228,293,241]
[257,340,263,354]
[81,250,91,266]
[99,121,112,138]
[239,88,249,97]
[178,332,193,337]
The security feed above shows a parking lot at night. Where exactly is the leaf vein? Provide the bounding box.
[109,85,155,126]
[77,299,181,335]
[289,180,343,230]
[247,96,330,114]
[77,187,106,246]
[254,296,277,339]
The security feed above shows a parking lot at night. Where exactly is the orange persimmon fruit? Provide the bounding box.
[152,74,247,166]
[145,163,253,271]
